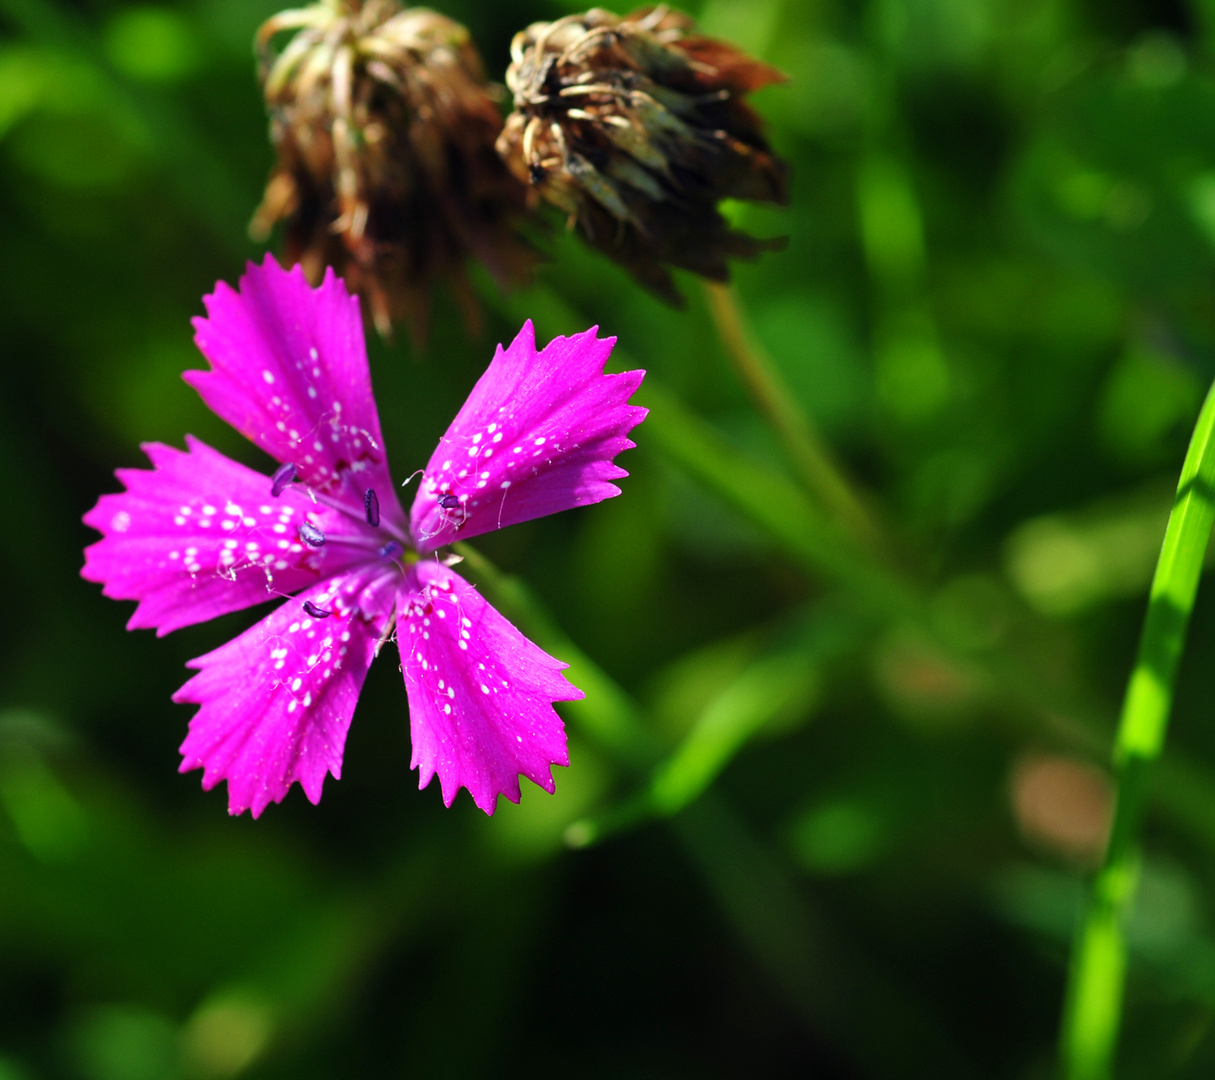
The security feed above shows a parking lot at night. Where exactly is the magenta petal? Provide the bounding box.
[175,570,396,817]
[82,437,366,636]
[398,560,579,814]
[409,320,646,552]
[188,255,405,532]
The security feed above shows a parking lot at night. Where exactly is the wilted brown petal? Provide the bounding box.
[252,0,540,343]
[498,6,789,305]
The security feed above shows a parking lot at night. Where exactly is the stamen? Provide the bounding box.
[298,521,326,547]
[271,461,297,497]
[364,487,380,527]
[378,540,403,560]
[438,493,461,510]
[303,600,332,619]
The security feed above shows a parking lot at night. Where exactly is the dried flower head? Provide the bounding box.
[251,0,538,341]
[497,5,788,304]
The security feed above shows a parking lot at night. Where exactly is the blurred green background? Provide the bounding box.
[7,0,1215,1076]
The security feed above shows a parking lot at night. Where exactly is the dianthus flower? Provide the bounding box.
[82,256,645,816]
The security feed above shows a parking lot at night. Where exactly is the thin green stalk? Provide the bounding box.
[1061,378,1215,1080]
[637,379,919,619]
[703,282,882,549]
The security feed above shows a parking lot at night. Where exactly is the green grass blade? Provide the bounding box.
[1061,378,1215,1080]
[568,638,825,848]
[649,648,820,814]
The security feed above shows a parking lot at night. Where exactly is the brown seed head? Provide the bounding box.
[252,0,539,341]
[497,5,789,304]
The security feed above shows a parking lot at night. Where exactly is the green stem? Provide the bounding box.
[1061,377,1215,1080]
[637,379,918,619]
[702,282,882,549]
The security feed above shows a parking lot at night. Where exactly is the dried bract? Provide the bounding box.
[252,0,538,340]
[498,5,788,304]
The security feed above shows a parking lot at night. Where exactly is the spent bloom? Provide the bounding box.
[497,6,788,305]
[251,0,537,341]
[82,256,645,816]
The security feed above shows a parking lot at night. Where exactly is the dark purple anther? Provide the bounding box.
[378,540,403,560]
[302,600,332,619]
[271,461,297,497]
[298,521,325,547]
[438,493,461,510]
[364,488,380,527]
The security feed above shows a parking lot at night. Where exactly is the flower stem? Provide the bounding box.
[1060,377,1215,1080]
[703,281,881,550]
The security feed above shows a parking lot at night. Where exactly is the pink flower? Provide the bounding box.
[82,256,646,816]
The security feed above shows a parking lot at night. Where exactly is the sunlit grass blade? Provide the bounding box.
[650,647,820,813]
[1061,377,1215,1080]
